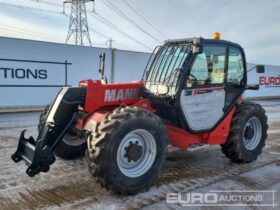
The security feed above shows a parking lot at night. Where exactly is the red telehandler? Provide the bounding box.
[12,34,268,194]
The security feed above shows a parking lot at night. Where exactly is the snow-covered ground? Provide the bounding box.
[0,99,279,209]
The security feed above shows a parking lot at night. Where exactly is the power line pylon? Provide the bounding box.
[64,0,94,46]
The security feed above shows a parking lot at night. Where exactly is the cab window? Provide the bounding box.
[186,44,226,87]
[227,47,245,85]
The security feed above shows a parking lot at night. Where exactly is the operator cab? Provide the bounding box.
[141,33,251,133]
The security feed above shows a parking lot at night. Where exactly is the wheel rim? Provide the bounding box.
[62,133,85,146]
[117,129,157,178]
[243,117,262,150]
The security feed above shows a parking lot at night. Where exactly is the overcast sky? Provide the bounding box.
[0,0,279,65]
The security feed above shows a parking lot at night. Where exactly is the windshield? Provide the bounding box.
[143,43,190,96]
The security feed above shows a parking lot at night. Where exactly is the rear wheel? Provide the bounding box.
[86,106,168,194]
[221,101,268,163]
[38,105,86,159]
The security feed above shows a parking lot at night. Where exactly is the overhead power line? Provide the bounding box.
[88,27,108,39]
[121,0,169,39]
[4,0,151,51]
[30,0,62,7]
[88,27,131,50]
[90,12,153,50]
[32,0,154,50]
[0,23,63,41]
[114,41,131,50]
[35,0,150,50]
[1,2,101,45]
[0,2,61,15]
[99,0,162,44]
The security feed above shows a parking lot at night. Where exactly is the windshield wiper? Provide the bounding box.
[162,68,182,84]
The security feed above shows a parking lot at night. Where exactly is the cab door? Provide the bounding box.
[224,46,246,110]
[180,44,227,132]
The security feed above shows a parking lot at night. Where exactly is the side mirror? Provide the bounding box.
[256,65,265,73]
[246,84,260,90]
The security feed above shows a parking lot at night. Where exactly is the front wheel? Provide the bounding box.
[221,101,268,163]
[86,106,168,194]
[53,133,86,159]
[38,105,86,159]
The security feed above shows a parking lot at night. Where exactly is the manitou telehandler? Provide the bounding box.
[12,33,268,194]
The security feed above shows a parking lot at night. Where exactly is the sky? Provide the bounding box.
[0,0,279,65]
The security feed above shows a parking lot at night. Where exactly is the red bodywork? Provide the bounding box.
[76,79,236,150]
[165,107,235,149]
[79,79,143,111]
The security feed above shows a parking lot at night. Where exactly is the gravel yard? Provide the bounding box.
[0,99,279,209]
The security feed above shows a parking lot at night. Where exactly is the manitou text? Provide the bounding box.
[104,88,139,102]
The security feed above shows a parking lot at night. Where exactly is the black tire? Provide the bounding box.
[86,106,168,194]
[221,101,268,163]
[38,105,86,159]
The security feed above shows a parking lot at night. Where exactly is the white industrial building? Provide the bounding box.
[0,36,279,109]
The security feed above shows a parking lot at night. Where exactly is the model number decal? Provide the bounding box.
[105,88,138,102]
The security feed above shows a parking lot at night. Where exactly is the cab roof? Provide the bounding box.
[164,37,243,49]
